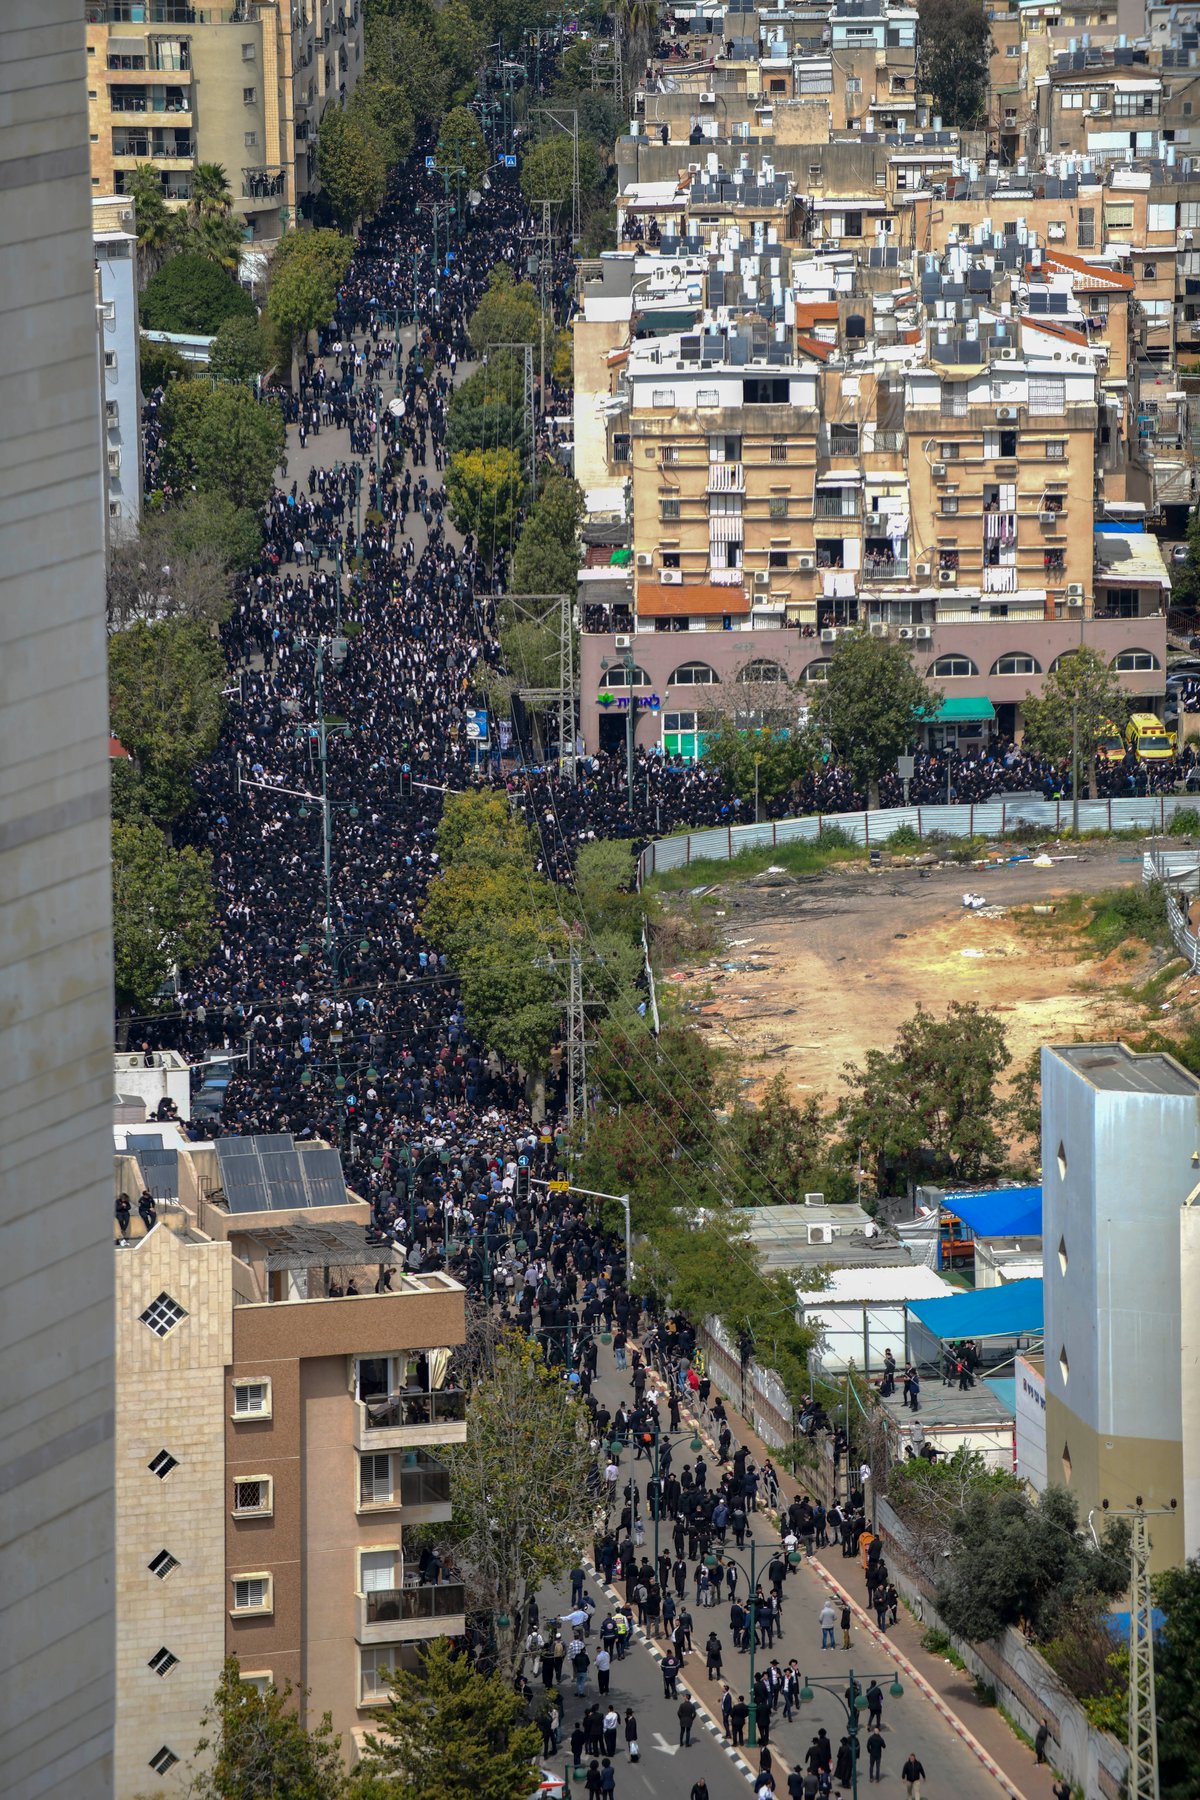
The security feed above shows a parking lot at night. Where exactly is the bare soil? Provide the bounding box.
[661,841,1160,1100]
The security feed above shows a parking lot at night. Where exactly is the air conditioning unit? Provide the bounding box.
[804,1192,825,1205]
[1039,510,1060,526]
[932,462,947,480]
[807,1223,835,1245]
[916,625,933,640]
[898,626,914,640]
[869,622,888,638]
[660,569,683,585]
[996,406,1018,421]
[107,448,121,475]
[754,570,771,586]
[938,568,956,585]
[915,561,931,578]
[615,634,632,649]
[1066,594,1084,609]
[699,90,717,103]
[636,552,652,568]
[1066,582,1084,598]
[798,552,816,570]
[998,346,1018,361]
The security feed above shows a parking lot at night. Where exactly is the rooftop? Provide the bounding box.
[1052,1041,1200,1095]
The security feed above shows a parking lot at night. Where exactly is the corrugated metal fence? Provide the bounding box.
[1144,848,1200,968]
[639,795,1200,883]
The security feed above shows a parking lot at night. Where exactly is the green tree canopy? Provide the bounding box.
[701,717,819,809]
[127,163,183,282]
[140,336,189,392]
[467,265,542,358]
[208,312,270,383]
[725,1071,854,1205]
[354,1637,542,1800]
[350,70,416,165]
[837,1000,1012,1192]
[190,1656,344,1800]
[445,447,524,560]
[813,628,942,804]
[158,379,284,507]
[366,9,453,129]
[437,105,488,187]
[106,492,260,631]
[317,103,390,227]
[108,618,227,822]
[519,133,602,213]
[916,0,992,125]
[446,354,530,460]
[271,227,355,287]
[1154,1555,1200,1798]
[139,251,256,335]
[509,470,583,596]
[112,820,217,1016]
[1019,644,1132,799]
[267,255,338,370]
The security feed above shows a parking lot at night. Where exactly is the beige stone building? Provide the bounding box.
[113,1194,466,1787]
[85,0,364,239]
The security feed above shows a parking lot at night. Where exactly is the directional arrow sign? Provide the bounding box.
[651,1733,680,1757]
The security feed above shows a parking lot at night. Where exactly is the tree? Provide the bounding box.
[317,102,390,227]
[724,1072,854,1205]
[445,448,524,560]
[271,227,355,289]
[916,0,992,126]
[433,0,490,100]
[188,206,248,275]
[108,618,227,822]
[350,71,415,165]
[267,255,338,377]
[189,161,233,218]
[838,1001,1011,1192]
[366,10,452,129]
[208,313,270,383]
[106,493,260,631]
[159,379,284,507]
[139,251,256,335]
[701,717,819,810]
[434,1335,596,1676]
[188,1656,344,1800]
[1019,645,1131,800]
[1154,1556,1200,1799]
[617,0,660,83]
[519,134,603,217]
[437,105,488,188]
[112,820,217,1019]
[446,355,529,461]
[139,336,189,392]
[887,1446,1024,1575]
[353,1638,541,1800]
[813,629,942,806]
[127,164,182,284]
[467,265,541,359]
[510,471,584,596]
[936,1483,1130,1644]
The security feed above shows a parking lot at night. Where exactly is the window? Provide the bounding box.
[241,1672,274,1697]
[148,1549,180,1580]
[232,1476,273,1516]
[149,1748,179,1777]
[738,659,787,682]
[1057,1139,1067,1180]
[830,423,859,454]
[140,1293,187,1338]
[231,1574,273,1614]
[709,434,741,463]
[1059,1345,1070,1384]
[602,664,649,687]
[800,660,831,683]
[1104,202,1134,231]
[940,496,960,515]
[660,445,679,465]
[709,492,742,516]
[360,1548,399,1593]
[668,662,720,685]
[1044,440,1066,460]
[943,381,968,418]
[360,1452,395,1506]
[1078,207,1095,248]
[244,131,258,147]
[929,654,977,678]
[1112,649,1159,671]
[767,550,790,570]
[1062,1442,1072,1482]
[660,496,680,521]
[148,1646,179,1677]
[1029,377,1065,417]
[243,86,257,103]
[1060,89,1084,108]
[104,350,118,372]
[232,1379,271,1418]
[241,41,256,59]
[991,653,1041,675]
[770,441,788,463]
[148,1448,178,1479]
[360,1644,420,1703]
[768,497,789,519]
[938,442,960,460]
[1058,1235,1068,1275]
[651,388,675,408]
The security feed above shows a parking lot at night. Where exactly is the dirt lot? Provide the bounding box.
[661,841,1159,1099]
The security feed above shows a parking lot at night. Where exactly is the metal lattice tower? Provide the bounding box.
[589,28,623,111]
[477,591,575,772]
[532,105,581,244]
[1128,1511,1160,1800]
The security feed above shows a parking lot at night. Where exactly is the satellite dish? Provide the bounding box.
[388,398,405,418]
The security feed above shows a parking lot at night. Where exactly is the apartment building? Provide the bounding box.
[94,195,143,532]
[113,1174,466,1789]
[84,0,364,238]
[1040,1042,1195,1573]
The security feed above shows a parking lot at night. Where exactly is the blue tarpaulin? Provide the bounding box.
[942,1186,1043,1239]
[907,1278,1044,1341]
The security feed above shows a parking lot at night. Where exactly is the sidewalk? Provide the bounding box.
[633,1353,1066,1800]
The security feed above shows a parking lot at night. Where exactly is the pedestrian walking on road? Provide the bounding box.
[599,1757,616,1800]
[840,1602,852,1650]
[834,1737,853,1786]
[730,1695,749,1746]
[866,1729,886,1782]
[819,1599,837,1649]
[603,1708,619,1757]
[719,1682,733,1736]
[690,1783,710,1800]
[596,1647,611,1695]
[678,1697,697,1746]
[865,1680,884,1729]
[706,1630,723,1678]
[901,1752,926,1798]
[661,1651,680,1698]
[624,1708,639,1762]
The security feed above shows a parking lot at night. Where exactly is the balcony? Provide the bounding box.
[112,131,194,161]
[358,1449,453,1520]
[814,493,860,519]
[862,555,909,582]
[243,167,286,201]
[356,1582,467,1644]
[707,462,745,492]
[354,1387,467,1451]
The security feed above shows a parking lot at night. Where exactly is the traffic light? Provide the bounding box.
[516,1156,530,1203]
[400,762,412,798]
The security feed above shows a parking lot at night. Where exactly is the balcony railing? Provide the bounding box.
[862,556,909,582]
[360,1387,467,1431]
[707,462,745,492]
[814,493,859,518]
[364,1583,466,1624]
[243,168,286,199]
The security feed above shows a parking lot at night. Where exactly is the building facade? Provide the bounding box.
[94,195,143,531]
[1,7,116,1798]
[1041,1042,1195,1571]
[85,0,364,239]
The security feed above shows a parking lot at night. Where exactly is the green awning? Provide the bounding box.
[933,696,997,723]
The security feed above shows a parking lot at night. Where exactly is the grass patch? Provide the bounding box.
[997,1704,1035,1751]
[1134,957,1188,1005]
[1168,807,1200,837]
[1083,881,1171,955]
[921,1628,967,1671]
[644,836,865,895]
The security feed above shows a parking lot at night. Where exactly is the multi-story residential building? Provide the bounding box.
[113,1158,467,1789]
[84,0,364,239]
[94,194,143,533]
[1040,1041,1195,1573]
[1,7,117,1797]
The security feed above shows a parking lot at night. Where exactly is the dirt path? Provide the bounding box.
[663,842,1153,1098]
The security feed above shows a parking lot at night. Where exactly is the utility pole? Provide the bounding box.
[486,590,574,771]
[1071,697,1080,834]
[532,104,581,244]
[539,197,551,417]
[566,938,588,1139]
[1128,1509,1160,1800]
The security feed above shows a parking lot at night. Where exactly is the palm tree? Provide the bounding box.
[191,208,247,275]
[616,0,659,79]
[190,161,233,221]
[127,162,182,286]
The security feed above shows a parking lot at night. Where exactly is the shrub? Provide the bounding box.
[886,823,923,850]
[140,251,256,335]
[1168,807,1200,837]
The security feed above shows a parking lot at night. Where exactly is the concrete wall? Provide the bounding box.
[0,8,116,1796]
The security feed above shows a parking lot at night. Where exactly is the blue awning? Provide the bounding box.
[943,1186,1042,1239]
[907,1278,1043,1341]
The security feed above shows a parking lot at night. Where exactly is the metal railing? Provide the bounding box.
[360,1387,467,1430]
[364,1582,466,1623]
[862,556,909,581]
[243,169,286,199]
[814,493,859,518]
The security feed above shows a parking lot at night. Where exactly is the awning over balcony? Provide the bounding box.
[930,696,997,724]
[638,581,750,617]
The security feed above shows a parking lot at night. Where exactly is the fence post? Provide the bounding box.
[728,825,733,858]
[686,836,691,866]
[773,822,777,846]
[864,811,870,845]
[970,803,975,837]
[917,806,923,837]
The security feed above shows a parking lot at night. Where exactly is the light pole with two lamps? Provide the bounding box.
[796,1668,905,1800]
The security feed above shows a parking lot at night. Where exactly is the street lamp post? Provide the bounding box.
[705,1539,802,1746]
[797,1669,905,1800]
